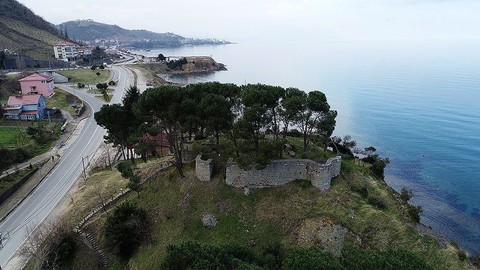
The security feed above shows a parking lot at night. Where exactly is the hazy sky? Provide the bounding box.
[16,0,480,42]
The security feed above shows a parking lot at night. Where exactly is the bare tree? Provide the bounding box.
[21,220,76,270]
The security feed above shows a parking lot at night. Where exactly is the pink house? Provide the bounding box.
[18,74,54,97]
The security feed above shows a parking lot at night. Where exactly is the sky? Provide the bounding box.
[16,0,480,42]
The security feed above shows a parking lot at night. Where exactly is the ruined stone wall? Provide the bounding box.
[225,156,341,191]
[195,154,214,182]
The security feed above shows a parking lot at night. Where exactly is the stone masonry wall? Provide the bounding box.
[225,156,341,191]
[195,154,214,182]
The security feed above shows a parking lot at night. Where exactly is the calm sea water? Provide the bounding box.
[132,40,480,254]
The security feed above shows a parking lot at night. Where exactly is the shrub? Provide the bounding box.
[361,155,390,179]
[281,247,344,270]
[341,160,354,173]
[96,83,108,90]
[116,161,133,178]
[470,253,480,268]
[43,234,77,269]
[104,202,150,258]
[368,196,387,210]
[408,205,422,223]
[128,174,141,195]
[400,187,413,202]
[341,248,433,270]
[351,183,369,198]
[287,129,302,137]
[160,242,260,269]
[0,148,32,172]
[260,242,284,270]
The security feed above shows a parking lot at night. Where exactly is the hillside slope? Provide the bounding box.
[0,0,67,60]
[58,20,184,44]
[58,19,231,48]
[60,156,475,269]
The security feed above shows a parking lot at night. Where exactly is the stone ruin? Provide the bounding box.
[195,154,342,191]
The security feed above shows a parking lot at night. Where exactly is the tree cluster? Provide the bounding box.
[166,57,187,70]
[104,202,150,259]
[95,82,337,177]
[157,53,166,61]
[96,83,108,90]
[95,86,141,162]
[22,220,79,270]
[0,74,22,99]
[91,46,107,60]
[116,161,141,195]
[0,51,6,69]
[0,148,32,172]
[159,241,432,270]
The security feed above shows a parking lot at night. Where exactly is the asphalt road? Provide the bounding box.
[0,65,132,269]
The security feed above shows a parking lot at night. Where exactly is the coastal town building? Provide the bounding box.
[18,73,54,97]
[3,94,46,120]
[142,132,170,156]
[53,41,79,61]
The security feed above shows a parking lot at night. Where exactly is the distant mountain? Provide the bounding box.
[58,20,231,49]
[0,0,69,62]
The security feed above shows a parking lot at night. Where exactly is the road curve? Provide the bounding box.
[0,65,132,269]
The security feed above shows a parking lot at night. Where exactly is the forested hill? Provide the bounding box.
[0,0,59,35]
[58,20,185,44]
[0,0,68,61]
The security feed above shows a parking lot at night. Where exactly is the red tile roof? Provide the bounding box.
[21,110,39,115]
[7,95,41,106]
[53,41,77,46]
[18,73,53,82]
[144,132,170,147]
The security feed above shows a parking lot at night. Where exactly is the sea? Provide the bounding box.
[131,39,480,254]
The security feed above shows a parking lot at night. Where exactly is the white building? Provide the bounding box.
[53,42,79,61]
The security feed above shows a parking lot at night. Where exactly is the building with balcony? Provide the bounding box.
[18,73,54,97]
[53,41,79,61]
[3,95,46,120]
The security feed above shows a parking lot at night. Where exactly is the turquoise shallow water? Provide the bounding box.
[132,40,480,253]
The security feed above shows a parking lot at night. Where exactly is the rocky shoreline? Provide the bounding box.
[129,55,226,87]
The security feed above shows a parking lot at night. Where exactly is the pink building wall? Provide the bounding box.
[19,74,54,97]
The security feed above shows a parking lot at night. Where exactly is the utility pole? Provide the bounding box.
[82,156,86,180]
[82,154,92,180]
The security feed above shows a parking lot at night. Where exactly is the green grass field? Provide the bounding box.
[0,126,29,149]
[47,88,82,116]
[87,88,114,95]
[0,119,61,157]
[57,68,111,84]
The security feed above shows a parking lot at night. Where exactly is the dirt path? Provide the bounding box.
[126,66,149,92]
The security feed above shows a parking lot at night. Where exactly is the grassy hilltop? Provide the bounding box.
[33,139,475,270]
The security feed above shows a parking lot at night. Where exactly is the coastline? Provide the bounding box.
[126,54,226,87]
[126,53,477,256]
